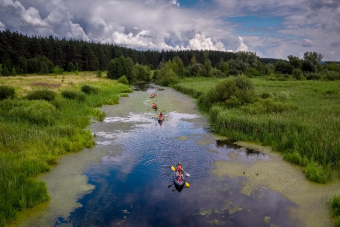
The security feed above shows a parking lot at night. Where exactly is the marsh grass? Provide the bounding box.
[331,196,340,226]
[0,74,130,226]
[176,77,340,182]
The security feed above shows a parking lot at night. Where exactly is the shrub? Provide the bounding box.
[241,99,297,114]
[26,90,56,101]
[331,196,340,217]
[303,161,332,183]
[198,76,255,111]
[9,101,57,125]
[81,85,99,94]
[292,69,305,80]
[158,70,179,86]
[96,70,102,78]
[0,85,15,100]
[118,75,129,85]
[61,90,86,102]
[53,66,64,75]
[306,73,322,80]
[120,94,129,97]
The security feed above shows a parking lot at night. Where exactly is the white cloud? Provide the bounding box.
[0,0,339,60]
[236,36,249,52]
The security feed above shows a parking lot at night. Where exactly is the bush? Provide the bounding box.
[303,161,332,183]
[26,90,56,101]
[118,75,129,85]
[81,85,99,94]
[120,94,129,97]
[158,70,179,86]
[331,196,340,217]
[9,101,56,125]
[96,70,102,78]
[0,86,15,100]
[198,76,255,111]
[292,69,305,80]
[241,98,297,114]
[306,73,322,80]
[61,90,86,102]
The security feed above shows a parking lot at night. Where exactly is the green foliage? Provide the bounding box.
[0,86,15,100]
[172,56,185,77]
[302,52,323,73]
[26,89,56,101]
[303,162,332,184]
[2,66,10,76]
[331,196,340,217]
[241,98,297,114]
[283,151,308,166]
[118,75,129,85]
[53,66,64,75]
[157,70,179,86]
[275,60,293,74]
[292,69,304,80]
[107,56,134,82]
[67,62,75,72]
[11,67,17,76]
[61,90,86,102]
[0,64,2,76]
[198,76,255,111]
[96,70,102,78]
[81,85,99,94]
[120,93,129,97]
[132,64,151,82]
[306,72,322,80]
[8,101,57,125]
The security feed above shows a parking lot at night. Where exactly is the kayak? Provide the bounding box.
[152,105,158,109]
[150,94,157,98]
[173,171,185,190]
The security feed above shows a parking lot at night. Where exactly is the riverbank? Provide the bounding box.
[0,73,130,226]
[173,77,340,181]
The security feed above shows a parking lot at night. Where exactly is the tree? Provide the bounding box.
[288,55,302,69]
[202,59,212,77]
[172,56,185,77]
[11,67,17,76]
[302,52,323,73]
[189,56,197,66]
[275,60,293,74]
[67,62,75,72]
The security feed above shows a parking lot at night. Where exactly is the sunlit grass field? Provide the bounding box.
[174,77,340,183]
[0,72,130,226]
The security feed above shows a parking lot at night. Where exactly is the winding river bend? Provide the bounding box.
[14,85,340,227]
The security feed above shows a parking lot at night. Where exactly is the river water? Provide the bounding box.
[13,84,340,227]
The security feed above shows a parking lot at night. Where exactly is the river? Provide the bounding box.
[13,84,340,227]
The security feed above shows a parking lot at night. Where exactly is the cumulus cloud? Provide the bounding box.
[187,34,226,51]
[0,0,339,60]
[236,36,249,52]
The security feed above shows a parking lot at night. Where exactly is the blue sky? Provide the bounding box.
[0,0,339,60]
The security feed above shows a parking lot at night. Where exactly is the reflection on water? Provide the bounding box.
[55,110,294,227]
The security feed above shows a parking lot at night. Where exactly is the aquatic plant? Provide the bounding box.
[0,75,130,226]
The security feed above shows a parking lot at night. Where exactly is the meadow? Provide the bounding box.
[0,72,130,226]
[173,77,340,183]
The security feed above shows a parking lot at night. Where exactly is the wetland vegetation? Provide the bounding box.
[0,73,130,226]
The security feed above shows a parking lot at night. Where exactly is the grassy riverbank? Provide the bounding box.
[173,77,340,182]
[0,72,130,226]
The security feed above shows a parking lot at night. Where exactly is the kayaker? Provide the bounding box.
[176,162,183,172]
[160,112,163,117]
[152,103,157,108]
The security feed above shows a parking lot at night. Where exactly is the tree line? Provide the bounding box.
[0,30,339,81]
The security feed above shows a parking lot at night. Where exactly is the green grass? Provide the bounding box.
[0,74,130,226]
[176,77,340,180]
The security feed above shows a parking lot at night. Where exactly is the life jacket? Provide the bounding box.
[176,164,182,172]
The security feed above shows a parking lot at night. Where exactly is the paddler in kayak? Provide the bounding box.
[152,103,157,109]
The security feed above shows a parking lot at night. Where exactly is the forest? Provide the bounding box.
[1,30,339,81]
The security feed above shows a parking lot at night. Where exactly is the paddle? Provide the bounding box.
[171,166,190,177]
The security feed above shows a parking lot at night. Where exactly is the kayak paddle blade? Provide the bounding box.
[171,166,175,171]
[155,115,158,118]
[185,173,190,177]
[185,182,190,188]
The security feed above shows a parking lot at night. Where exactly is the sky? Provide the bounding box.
[0,0,339,61]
